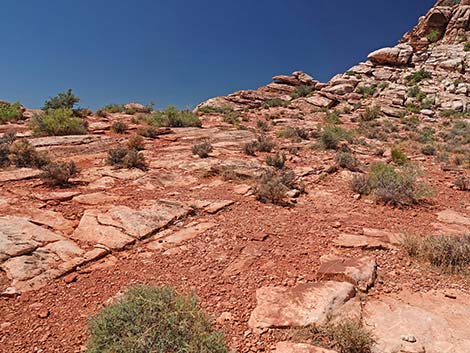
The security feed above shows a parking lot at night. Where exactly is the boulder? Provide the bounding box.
[368,44,413,66]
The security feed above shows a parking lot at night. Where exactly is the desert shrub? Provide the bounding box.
[222,111,240,125]
[107,147,147,170]
[148,106,201,128]
[351,174,371,195]
[30,108,87,136]
[198,106,233,114]
[266,152,286,169]
[0,102,23,123]
[391,147,408,165]
[137,126,159,139]
[319,126,354,150]
[403,234,470,273]
[405,69,432,85]
[367,163,430,206]
[43,89,80,110]
[192,141,213,158]
[111,121,128,134]
[405,103,421,113]
[336,151,360,171]
[278,126,310,141]
[127,135,145,151]
[96,104,126,116]
[263,98,288,108]
[255,169,295,205]
[41,161,78,186]
[0,130,17,145]
[298,319,376,353]
[324,110,342,125]
[291,85,314,99]
[257,134,276,152]
[455,176,470,191]
[0,131,17,167]
[256,120,270,132]
[465,42,470,52]
[359,105,381,122]
[427,29,442,43]
[356,85,377,98]
[8,140,49,168]
[86,285,228,353]
[243,141,259,156]
[407,86,426,101]
[421,144,436,156]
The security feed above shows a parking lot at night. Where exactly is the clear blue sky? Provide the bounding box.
[0,0,435,110]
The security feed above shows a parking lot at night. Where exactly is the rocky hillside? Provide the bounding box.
[0,1,469,353]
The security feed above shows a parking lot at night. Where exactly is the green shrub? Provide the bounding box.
[427,29,441,43]
[464,42,470,52]
[391,147,408,165]
[367,163,430,206]
[356,85,377,98]
[148,106,201,128]
[0,102,23,123]
[319,126,354,150]
[0,131,17,167]
[86,285,228,353]
[96,104,125,117]
[43,89,80,110]
[455,176,470,191]
[403,234,470,273]
[256,120,270,132]
[324,110,342,125]
[266,152,286,169]
[336,151,360,171]
[222,111,240,125]
[198,106,233,114]
[405,69,432,85]
[41,161,78,186]
[30,108,87,136]
[111,121,128,134]
[137,126,160,139]
[8,140,50,168]
[192,141,213,158]
[359,105,381,122]
[291,85,314,99]
[263,98,288,108]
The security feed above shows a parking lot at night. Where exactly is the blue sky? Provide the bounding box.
[0,0,435,110]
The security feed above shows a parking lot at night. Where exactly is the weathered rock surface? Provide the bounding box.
[248,282,355,328]
[274,342,338,353]
[364,291,470,353]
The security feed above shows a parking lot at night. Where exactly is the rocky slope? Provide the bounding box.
[0,1,469,353]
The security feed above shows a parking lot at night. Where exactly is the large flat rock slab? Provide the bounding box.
[364,291,470,353]
[0,168,42,182]
[248,281,355,329]
[436,209,470,227]
[29,135,105,147]
[318,255,377,291]
[72,200,192,249]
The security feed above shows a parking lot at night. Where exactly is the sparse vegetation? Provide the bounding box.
[356,85,377,98]
[192,140,213,158]
[336,151,360,171]
[266,152,286,169]
[455,176,470,191]
[421,144,436,156]
[43,89,80,111]
[291,85,314,99]
[403,233,470,273]
[0,102,23,123]
[359,105,381,122]
[41,161,78,187]
[30,108,87,136]
[319,125,354,150]
[277,126,310,142]
[111,121,128,134]
[351,174,371,195]
[296,319,376,353]
[257,134,276,152]
[324,110,342,125]
[427,29,442,43]
[137,126,160,139]
[7,140,50,168]
[243,140,259,156]
[147,106,201,128]
[391,147,408,165]
[127,135,145,151]
[107,147,147,170]
[255,169,296,205]
[86,285,228,353]
[263,98,288,108]
[405,69,432,85]
[198,106,233,115]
